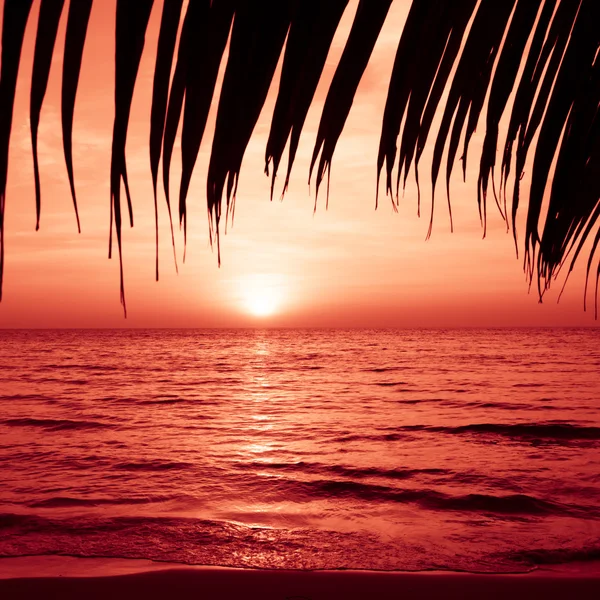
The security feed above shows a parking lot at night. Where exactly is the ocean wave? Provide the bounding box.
[0,512,420,570]
[512,383,545,388]
[0,394,49,401]
[338,423,600,443]
[243,460,445,481]
[27,494,181,508]
[302,481,563,514]
[470,401,560,411]
[0,513,30,528]
[254,477,592,517]
[332,432,414,443]
[137,398,219,406]
[32,377,89,385]
[429,492,564,515]
[408,423,600,441]
[503,546,600,565]
[137,398,186,405]
[39,363,118,372]
[1,418,112,431]
[0,512,190,532]
[113,460,192,472]
[327,464,445,480]
[0,510,597,572]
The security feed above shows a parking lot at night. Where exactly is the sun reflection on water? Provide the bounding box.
[236,334,282,463]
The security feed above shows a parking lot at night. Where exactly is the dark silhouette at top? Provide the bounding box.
[0,0,598,316]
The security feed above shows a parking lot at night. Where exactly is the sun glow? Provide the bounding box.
[246,289,278,317]
[239,274,286,318]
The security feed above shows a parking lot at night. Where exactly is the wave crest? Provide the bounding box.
[2,418,112,431]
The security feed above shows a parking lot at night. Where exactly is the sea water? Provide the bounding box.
[1,328,599,572]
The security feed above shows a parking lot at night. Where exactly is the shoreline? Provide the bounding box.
[1,557,599,600]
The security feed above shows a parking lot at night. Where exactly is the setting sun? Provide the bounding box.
[246,289,278,317]
[239,274,285,318]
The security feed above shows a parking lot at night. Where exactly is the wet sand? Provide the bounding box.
[0,557,599,599]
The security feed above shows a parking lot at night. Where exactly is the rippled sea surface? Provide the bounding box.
[1,328,599,572]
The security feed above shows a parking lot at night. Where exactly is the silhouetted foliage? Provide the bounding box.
[61,0,93,234]
[0,0,33,302]
[0,0,598,314]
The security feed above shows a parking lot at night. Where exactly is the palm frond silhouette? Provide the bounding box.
[0,0,598,315]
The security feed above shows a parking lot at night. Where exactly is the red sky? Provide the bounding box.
[0,0,597,328]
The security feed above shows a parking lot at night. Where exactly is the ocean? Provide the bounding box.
[1,328,599,573]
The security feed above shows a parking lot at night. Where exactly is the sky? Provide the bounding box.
[0,0,597,328]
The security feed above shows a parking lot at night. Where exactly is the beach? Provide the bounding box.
[1,0,599,593]
[1,557,599,599]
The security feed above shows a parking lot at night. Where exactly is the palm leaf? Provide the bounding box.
[0,0,598,315]
[111,0,154,315]
[61,0,94,234]
[207,0,293,261]
[149,0,184,279]
[0,0,34,301]
[506,0,580,248]
[266,0,348,200]
[525,0,600,295]
[30,0,65,232]
[161,0,196,245]
[310,0,394,204]
[179,0,234,253]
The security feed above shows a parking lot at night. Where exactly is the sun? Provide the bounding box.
[239,274,285,318]
[246,289,278,317]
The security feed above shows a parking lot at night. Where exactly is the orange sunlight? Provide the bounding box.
[238,274,286,318]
